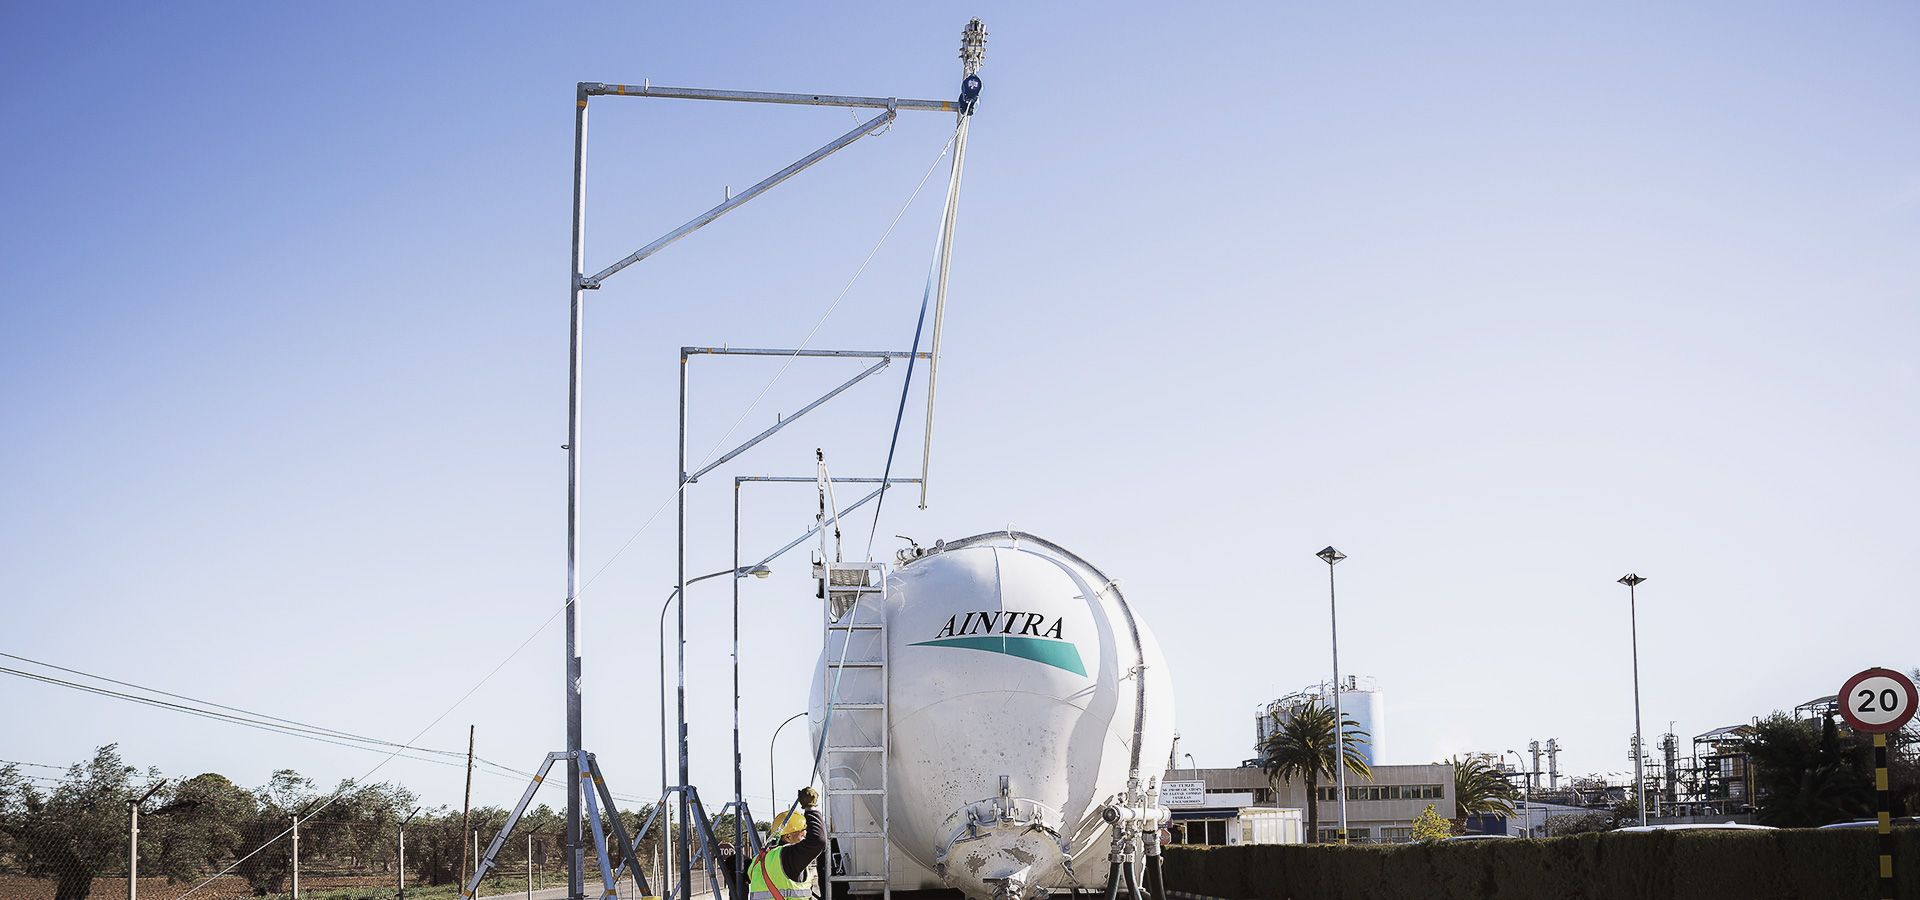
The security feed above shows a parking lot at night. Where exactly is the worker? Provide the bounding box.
[748,786,825,900]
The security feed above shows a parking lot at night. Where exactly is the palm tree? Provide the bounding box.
[1448,755,1517,834]
[1259,699,1371,843]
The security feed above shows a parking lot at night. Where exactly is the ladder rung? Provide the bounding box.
[828,623,886,630]
[830,875,889,882]
[828,661,884,668]
[830,831,887,839]
[827,788,886,795]
[831,702,884,709]
[828,745,885,752]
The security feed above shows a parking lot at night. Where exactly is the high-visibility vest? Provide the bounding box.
[747,844,813,899]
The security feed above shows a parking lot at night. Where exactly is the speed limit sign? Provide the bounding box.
[1837,667,1918,734]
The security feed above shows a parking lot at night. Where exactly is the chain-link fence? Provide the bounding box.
[1,748,665,900]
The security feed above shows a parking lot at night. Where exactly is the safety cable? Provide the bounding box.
[862,209,945,559]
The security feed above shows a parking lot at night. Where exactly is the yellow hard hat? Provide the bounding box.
[772,810,807,837]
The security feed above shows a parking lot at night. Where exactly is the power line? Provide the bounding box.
[0,650,456,754]
[0,663,521,779]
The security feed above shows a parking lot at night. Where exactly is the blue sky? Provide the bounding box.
[2,2,1917,813]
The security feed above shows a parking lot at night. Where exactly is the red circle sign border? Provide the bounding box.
[1837,667,1919,734]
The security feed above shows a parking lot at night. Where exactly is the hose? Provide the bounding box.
[1101,862,1122,900]
[1122,860,1143,900]
[1147,853,1167,900]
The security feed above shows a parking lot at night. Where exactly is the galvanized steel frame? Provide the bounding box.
[552,27,980,900]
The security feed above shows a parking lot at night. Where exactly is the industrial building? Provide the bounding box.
[1161,764,1457,845]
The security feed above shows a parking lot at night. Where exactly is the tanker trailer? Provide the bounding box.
[808,531,1175,900]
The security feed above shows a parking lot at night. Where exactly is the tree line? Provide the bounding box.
[0,746,673,900]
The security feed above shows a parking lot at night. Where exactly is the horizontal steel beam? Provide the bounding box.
[736,476,922,484]
[584,83,957,113]
[683,347,927,359]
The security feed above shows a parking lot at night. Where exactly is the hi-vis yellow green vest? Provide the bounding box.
[747,845,813,898]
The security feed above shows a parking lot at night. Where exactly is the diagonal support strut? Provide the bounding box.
[585,109,897,289]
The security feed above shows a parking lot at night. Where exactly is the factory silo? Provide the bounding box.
[1255,677,1386,766]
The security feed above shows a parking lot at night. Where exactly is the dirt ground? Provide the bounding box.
[0,875,400,900]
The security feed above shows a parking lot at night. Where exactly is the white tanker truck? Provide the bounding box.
[807,532,1175,900]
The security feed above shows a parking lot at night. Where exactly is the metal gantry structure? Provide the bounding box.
[463,20,987,900]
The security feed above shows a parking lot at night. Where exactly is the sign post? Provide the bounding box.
[1837,667,1918,900]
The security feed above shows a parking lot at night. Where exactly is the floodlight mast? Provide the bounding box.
[551,21,987,900]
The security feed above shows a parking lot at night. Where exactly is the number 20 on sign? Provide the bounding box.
[1837,666,1916,900]
[1840,667,1918,734]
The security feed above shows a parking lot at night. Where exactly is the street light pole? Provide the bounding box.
[1618,573,1649,827]
[657,564,772,900]
[1503,751,1533,838]
[1317,546,1349,845]
[768,711,808,818]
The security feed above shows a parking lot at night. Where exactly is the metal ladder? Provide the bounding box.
[817,559,891,900]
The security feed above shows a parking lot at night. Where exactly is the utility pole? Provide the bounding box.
[460,725,476,887]
[127,782,164,900]
[397,807,419,900]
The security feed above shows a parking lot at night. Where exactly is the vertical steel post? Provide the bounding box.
[676,352,692,900]
[731,480,744,900]
[527,834,533,900]
[565,81,591,900]
[397,825,405,900]
[292,817,301,900]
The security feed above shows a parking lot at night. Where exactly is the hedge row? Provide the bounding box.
[1161,828,1920,900]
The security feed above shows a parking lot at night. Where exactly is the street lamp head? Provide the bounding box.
[1317,546,1346,566]
[1618,573,1646,587]
[746,564,773,579]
